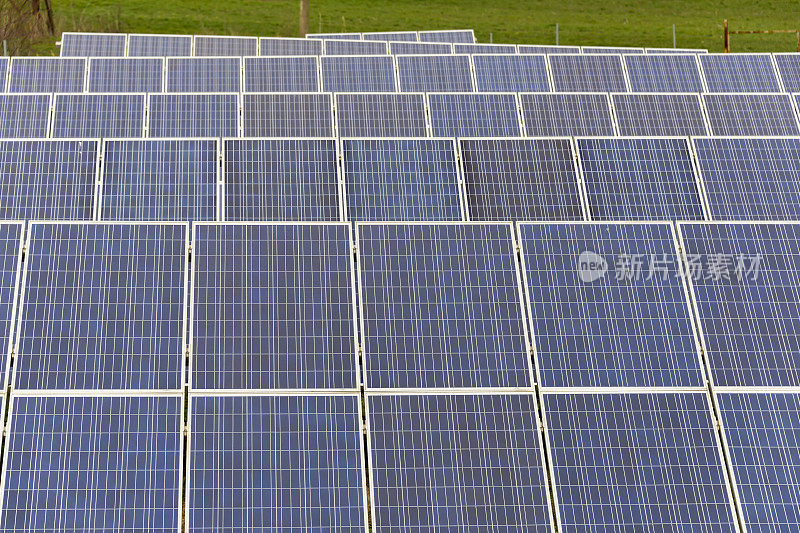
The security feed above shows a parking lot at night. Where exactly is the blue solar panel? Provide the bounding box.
[548,54,628,92]
[518,44,581,54]
[0,94,51,138]
[519,92,616,136]
[149,93,239,138]
[519,222,703,387]
[194,35,257,56]
[244,56,319,92]
[87,57,163,92]
[335,93,428,137]
[396,54,474,92]
[321,55,397,92]
[188,394,365,532]
[0,57,7,91]
[418,29,476,43]
[242,93,333,137]
[388,41,452,54]
[453,43,516,54]
[14,222,187,390]
[693,137,800,220]
[0,223,22,390]
[583,46,644,54]
[52,93,145,138]
[646,48,708,54]
[363,31,418,42]
[127,33,192,56]
[775,53,800,92]
[0,140,98,220]
[577,137,706,221]
[166,57,241,92]
[8,57,86,93]
[191,223,357,390]
[703,93,800,136]
[544,392,737,532]
[699,53,783,92]
[342,139,462,221]
[611,93,709,136]
[428,93,521,137]
[679,222,800,387]
[472,54,551,92]
[623,54,705,92]
[307,33,361,40]
[717,391,800,532]
[324,39,388,55]
[60,32,126,56]
[223,138,341,221]
[101,139,218,221]
[358,223,531,388]
[0,395,182,532]
[460,138,583,221]
[259,37,323,55]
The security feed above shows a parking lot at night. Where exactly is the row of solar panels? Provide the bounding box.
[5,53,800,93]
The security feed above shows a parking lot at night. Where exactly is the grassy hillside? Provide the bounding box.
[27,0,800,54]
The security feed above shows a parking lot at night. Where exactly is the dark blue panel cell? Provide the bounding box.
[9,57,85,93]
[242,93,333,137]
[0,57,7,91]
[396,55,474,92]
[259,37,323,55]
[418,30,475,43]
[307,33,360,40]
[548,54,628,92]
[623,54,704,92]
[699,53,782,92]
[519,93,615,136]
[335,93,427,137]
[127,34,192,56]
[194,35,257,56]
[321,56,396,92]
[703,93,800,136]
[87,57,163,92]
[775,53,800,92]
[324,39,387,55]
[611,93,708,136]
[472,54,551,92]
[149,93,239,138]
[166,57,241,92]
[518,45,581,54]
[0,94,51,138]
[389,41,451,54]
[52,93,145,139]
[60,32,126,56]
[244,56,319,92]
[583,46,644,53]
[454,43,516,54]
[363,31,417,42]
[428,93,521,137]
[0,223,22,390]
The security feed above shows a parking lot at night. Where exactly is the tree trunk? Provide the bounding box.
[299,0,309,37]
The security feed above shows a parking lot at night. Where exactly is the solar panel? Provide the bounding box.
[244,56,320,92]
[60,32,126,56]
[52,93,146,138]
[0,139,98,220]
[363,31,418,42]
[194,35,258,56]
[699,53,783,92]
[459,138,583,221]
[324,39,388,55]
[543,392,737,532]
[242,93,334,137]
[548,53,628,92]
[623,53,705,92]
[418,29,476,43]
[259,37,323,56]
[14,222,188,390]
[472,54,551,92]
[191,223,357,390]
[519,92,616,136]
[518,44,581,54]
[166,57,241,93]
[100,139,218,221]
[127,33,192,56]
[0,57,7,91]
[611,93,709,136]
[8,57,86,93]
[342,139,462,221]
[678,222,800,387]
[306,32,361,40]
[0,94,51,138]
[519,222,703,387]
[335,93,427,137]
[453,43,516,54]
[774,53,800,92]
[87,57,163,92]
[368,393,553,531]
[388,41,452,54]
[188,394,366,531]
[577,137,706,220]
[428,92,522,137]
[645,47,708,54]
[396,54,474,92]
[703,93,800,136]
[0,223,22,389]
[149,93,239,138]
[693,136,800,220]
[0,395,182,532]
[582,45,644,54]
[358,223,531,388]
[320,55,397,92]
[223,138,341,221]
[716,391,800,532]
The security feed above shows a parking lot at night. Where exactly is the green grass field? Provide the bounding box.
[27,0,800,54]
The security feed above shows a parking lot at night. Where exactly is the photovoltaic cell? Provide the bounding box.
[51,93,146,138]
[0,57,7,90]
[8,57,86,93]
[87,57,163,92]
[0,223,22,389]
[518,44,581,54]
[519,93,616,136]
[242,93,333,137]
[191,223,357,390]
[194,35,257,56]
[324,39,388,55]
[611,93,709,136]
[335,93,427,137]
[703,93,800,136]
[307,33,361,40]
[472,54,551,92]
[577,137,705,221]
[460,138,583,221]
[259,37,323,56]
[679,222,800,387]
[775,54,800,92]
[101,139,218,221]
[14,222,187,390]
[149,93,239,138]
[388,41,452,55]
[0,139,98,220]
[223,138,341,221]
[428,93,521,137]
[321,56,397,92]
[127,34,192,56]
[396,54,474,92]
[166,57,241,93]
[646,48,708,54]
[0,94,51,138]
[699,53,783,92]
[363,31,417,42]
[623,54,704,92]
[418,30,476,43]
[60,32,126,56]
[453,43,516,54]
[544,392,737,532]
[0,395,182,532]
[342,139,462,221]
[358,223,530,389]
[244,56,319,92]
[368,393,553,532]
[582,46,644,54]
[548,54,628,92]
[188,395,365,532]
